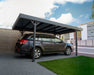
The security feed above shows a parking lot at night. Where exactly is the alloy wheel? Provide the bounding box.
[34,48,41,59]
[66,48,71,55]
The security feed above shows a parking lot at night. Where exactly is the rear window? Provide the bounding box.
[21,34,31,40]
[21,34,39,40]
[20,34,56,40]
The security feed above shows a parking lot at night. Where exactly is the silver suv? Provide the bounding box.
[15,34,74,59]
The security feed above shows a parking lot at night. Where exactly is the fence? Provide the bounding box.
[0,28,34,54]
[0,29,21,54]
[72,40,94,47]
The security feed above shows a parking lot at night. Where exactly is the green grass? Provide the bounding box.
[38,56,94,75]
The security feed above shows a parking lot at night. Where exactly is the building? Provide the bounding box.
[56,33,70,43]
[62,34,70,42]
[80,21,94,40]
[68,21,94,41]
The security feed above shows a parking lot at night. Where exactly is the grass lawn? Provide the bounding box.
[38,56,94,75]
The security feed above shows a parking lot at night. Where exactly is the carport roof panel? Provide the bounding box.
[12,13,82,34]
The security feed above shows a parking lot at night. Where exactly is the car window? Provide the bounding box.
[52,38,62,43]
[30,37,39,40]
[21,34,31,40]
[41,38,51,42]
[39,38,42,41]
[55,38,62,42]
[29,35,39,40]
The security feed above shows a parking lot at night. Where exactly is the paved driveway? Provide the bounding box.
[0,54,75,75]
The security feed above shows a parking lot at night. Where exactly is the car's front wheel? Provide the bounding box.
[64,47,71,55]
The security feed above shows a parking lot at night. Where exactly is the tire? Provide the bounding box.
[31,47,42,59]
[64,47,71,55]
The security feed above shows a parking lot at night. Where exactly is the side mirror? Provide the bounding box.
[71,43,73,45]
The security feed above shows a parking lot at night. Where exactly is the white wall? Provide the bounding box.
[80,24,87,40]
[62,34,70,42]
[87,24,94,40]
[69,32,74,40]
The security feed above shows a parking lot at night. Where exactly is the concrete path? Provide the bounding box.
[0,52,93,75]
[0,54,77,75]
[0,46,94,75]
[0,54,57,75]
[36,54,76,62]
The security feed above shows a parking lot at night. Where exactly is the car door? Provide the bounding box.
[41,37,55,52]
[52,38,66,52]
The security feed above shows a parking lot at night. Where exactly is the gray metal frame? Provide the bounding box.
[13,14,82,34]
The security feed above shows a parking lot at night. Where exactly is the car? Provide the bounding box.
[15,33,74,59]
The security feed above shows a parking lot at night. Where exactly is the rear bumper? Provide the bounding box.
[15,48,31,54]
[15,44,33,54]
[19,50,31,54]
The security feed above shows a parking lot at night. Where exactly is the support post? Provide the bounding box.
[32,24,36,62]
[75,31,78,56]
[31,20,40,62]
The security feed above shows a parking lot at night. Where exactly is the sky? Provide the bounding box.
[0,0,93,29]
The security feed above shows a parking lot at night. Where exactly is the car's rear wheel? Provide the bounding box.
[64,47,71,55]
[31,47,42,59]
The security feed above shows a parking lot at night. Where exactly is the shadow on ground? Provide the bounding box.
[0,53,76,61]
[14,53,65,59]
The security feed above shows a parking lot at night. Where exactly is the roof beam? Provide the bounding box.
[57,29,74,34]
[36,24,46,30]
[42,25,54,31]
[36,23,50,30]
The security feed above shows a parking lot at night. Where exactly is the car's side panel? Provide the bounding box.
[41,41,55,52]
[54,42,66,51]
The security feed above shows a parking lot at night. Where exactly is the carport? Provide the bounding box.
[12,13,82,62]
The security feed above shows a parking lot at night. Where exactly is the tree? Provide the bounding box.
[91,0,94,19]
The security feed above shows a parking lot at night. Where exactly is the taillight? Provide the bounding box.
[19,40,28,44]
[18,48,20,52]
